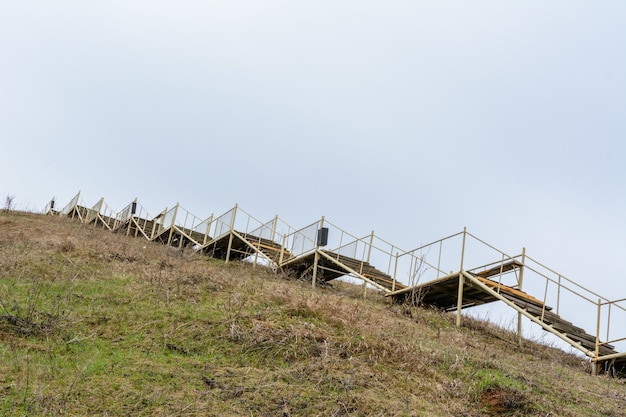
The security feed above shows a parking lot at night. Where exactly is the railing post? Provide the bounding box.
[595,298,601,365]
[312,216,325,288]
[606,302,611,344]
[456,273,465,327]
[225,205,238,263]
[437,240,443,279]
[253,237,259,268]
[541,278,549,323]
[123,202,137,237]
[96,198,105,225]
[358,230,375,282]
[72,191,83,221]
[151,207,167,240]
[456,227,467,327]
[279,233,287,266]
[367,231,374,263]
[271,215,278,242]
[204,214,214,245]
[556,275,562,315]
[392,252,399,293]
[72,191,81,218]
[312,251,320,288]
[517,247,526,347]
[167,203,180,246]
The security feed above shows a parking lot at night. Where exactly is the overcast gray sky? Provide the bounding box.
[1,1,625,322]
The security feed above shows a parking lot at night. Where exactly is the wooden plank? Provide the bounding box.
[505,296,554,315]
[564,331,615,350]
[473,260,523,278]
[564,332,616,355]
[476,277,546,308]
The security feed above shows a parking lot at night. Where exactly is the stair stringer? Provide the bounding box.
[461,271,597,359]
[167,225,206,248]
[317,250,390,293]
[127,217,154,241]
[92,213,114,231]
[230,230,279,271]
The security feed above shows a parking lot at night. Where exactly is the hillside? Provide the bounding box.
[1,211,625,416]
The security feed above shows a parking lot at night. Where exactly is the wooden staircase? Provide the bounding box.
[468,272,625,376]
[468,265,618,357]
[50,194,625,376]
[388,261,623,374]
[495,291,617,357]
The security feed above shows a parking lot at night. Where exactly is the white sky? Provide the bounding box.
[1,1,625,335]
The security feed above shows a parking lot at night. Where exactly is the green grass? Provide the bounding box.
[0,212,625,416]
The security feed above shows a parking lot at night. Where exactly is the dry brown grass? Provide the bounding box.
[1,211,625,416]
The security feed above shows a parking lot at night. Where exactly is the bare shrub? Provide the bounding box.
[59,239,76,253]
[3,194,15,212]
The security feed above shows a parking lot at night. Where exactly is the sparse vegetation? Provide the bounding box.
[3,194,15,212]
[0,211,624,416]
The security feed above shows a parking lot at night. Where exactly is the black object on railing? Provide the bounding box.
[317,227,329,247]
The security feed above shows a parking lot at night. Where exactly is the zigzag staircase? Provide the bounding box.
[45,193,625,376]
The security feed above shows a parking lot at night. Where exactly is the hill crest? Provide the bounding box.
[1,211,625,416]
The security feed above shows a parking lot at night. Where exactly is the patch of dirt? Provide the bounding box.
[480,388,528,415]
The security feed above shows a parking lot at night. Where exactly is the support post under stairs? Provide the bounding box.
[517,247,526,347]
[456,227,467,327]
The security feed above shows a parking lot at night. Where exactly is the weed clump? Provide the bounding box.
[0,281,66,337]
[58,239,75,253]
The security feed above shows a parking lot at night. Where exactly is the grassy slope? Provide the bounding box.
[0,211,624,417]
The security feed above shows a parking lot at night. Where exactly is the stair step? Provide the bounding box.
[495,284,618,356]
[564,332,616,355]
